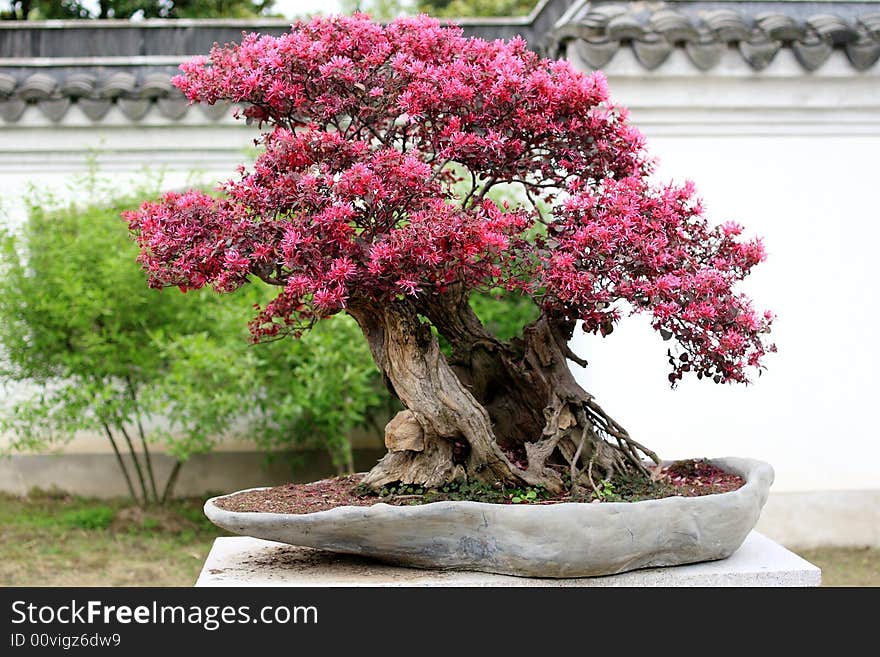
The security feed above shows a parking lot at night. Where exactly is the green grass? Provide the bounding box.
[0,492,877,586]
[0,491,223,587]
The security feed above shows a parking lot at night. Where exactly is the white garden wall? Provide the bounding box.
[564,46,880,506]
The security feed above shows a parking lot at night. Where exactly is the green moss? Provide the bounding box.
[354,480,553,505]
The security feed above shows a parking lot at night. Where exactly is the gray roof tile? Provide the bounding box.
[1,3,877,125]
[549,1,880,71]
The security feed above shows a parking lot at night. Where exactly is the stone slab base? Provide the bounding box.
[195,531,820,587]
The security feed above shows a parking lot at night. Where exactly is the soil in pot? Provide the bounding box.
[214,458,744,515]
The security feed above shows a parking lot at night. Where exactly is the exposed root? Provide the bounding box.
[569,424,588,492]
[584,399,659,476]
[523,395,659,493]
[586,455,599,496]
[350,296,660,496]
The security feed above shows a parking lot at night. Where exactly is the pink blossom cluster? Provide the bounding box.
[124,13,774,383]
[542,177,774,383]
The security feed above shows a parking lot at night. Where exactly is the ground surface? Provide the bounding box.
[0,491,221,587]
[215,459,745,514]
[797,547,880,587]
[0,492,876,586]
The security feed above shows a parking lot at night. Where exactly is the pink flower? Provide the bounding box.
[396,278,420,295]
[224,250,250,273]
[721,221,743,236]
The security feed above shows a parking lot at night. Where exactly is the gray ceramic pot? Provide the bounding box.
[204,456,773,578]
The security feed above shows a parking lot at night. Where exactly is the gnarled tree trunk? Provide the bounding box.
[347,291,659,495]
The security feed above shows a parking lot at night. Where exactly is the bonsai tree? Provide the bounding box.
[125,14,774,496]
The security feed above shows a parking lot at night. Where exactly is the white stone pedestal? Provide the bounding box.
[195,531,821,587]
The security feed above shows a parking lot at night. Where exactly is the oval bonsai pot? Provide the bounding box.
[204,456,773,578]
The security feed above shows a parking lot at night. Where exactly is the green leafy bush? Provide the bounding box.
[0,191,217,504]
[0,188,387,503]
[151,287,391,474]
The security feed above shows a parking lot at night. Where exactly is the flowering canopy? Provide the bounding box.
[125,13,774,386]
